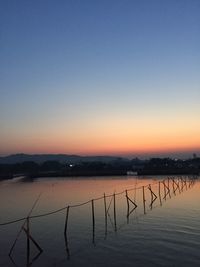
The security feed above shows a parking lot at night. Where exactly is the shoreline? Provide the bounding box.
[1,169,199,181]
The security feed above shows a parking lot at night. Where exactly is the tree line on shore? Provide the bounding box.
[0,157,199,180]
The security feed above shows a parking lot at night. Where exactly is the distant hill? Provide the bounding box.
[0,153,129,164]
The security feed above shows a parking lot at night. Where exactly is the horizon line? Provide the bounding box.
[0,150,199,160]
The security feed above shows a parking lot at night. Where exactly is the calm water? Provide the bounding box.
[0,176,200,267]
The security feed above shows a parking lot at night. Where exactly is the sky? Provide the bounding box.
[0,0,200,158]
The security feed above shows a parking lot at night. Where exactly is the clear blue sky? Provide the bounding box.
[0,0,200,157]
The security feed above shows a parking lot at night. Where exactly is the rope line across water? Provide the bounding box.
[0,177,194,226]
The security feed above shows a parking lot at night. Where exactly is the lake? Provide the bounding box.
[0,175,200,267]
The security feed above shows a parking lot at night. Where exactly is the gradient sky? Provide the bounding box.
[0,0,200,157]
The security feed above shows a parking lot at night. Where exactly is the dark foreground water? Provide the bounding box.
[0,176,200,267]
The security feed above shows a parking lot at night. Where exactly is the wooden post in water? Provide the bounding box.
[163,179,170,199]
[180,177,184,191]
[189,177,192,188]
[190,177,194,188]
[103,193,108,238]
[179,178,182,192]
[177,178,181,193]
[158,181,162,206]
[168,178,171,198]
[125,190,130,211]
[149,184,157,203]
[185,178,188,190]
[9,194,43,267]
[163,180,166,200]
[188,178,190,188]
[149,184,153,201]
[142,186,146,214]
[148,184,156,210]
[113,193,117,232]
[125,190,130,223]
[188,178,192,188]
[91,200,95,244]
[22,227,43,254]
[172,178,175,195]
[64,206,70,236]
[64,233,70,260]
[64,207,70,260]
[26,217,30,266]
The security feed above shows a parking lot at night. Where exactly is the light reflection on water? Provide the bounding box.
[0,176,200,267]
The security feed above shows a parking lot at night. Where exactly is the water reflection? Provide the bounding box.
[9,217,43,267]
[8,194,43,267]
[0,176,198,267]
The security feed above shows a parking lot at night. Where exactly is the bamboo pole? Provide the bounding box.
[22,227,43,253]
[185,178,188,190]
[64,206,70,236]
[125,190,138,220]
[158,181,162,206]
[9,193,42,257]
[26,217,30,266]
[113,193,117,232]
[104,193,108,238]
[142,186,146,214]
[168,178,171,199]
[176,178,181,193]
[167,178,170,191]
[125,190,130,212]
[149,184,154,210]
[172,178,175,195]
[91,200,95,244]
[149,184,153,201]
[125,190,130,223]
[163,180,170,199]
[149,184,157,201]
[163,180,166,200]
[64,233,70,260]
[180,177,184,191]
[188,178,191,188]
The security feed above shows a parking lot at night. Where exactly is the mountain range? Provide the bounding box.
[0,153,128,164]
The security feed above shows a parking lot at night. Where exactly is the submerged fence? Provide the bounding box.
[0,175,197,265]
